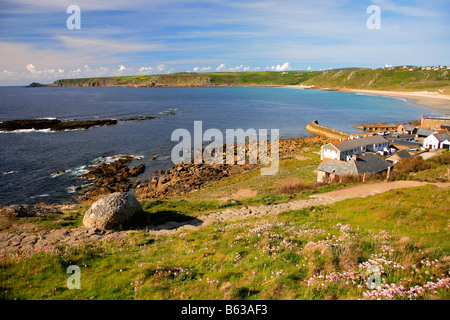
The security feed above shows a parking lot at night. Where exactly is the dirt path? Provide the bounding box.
[1,181,448,252]
[150,180,450,235]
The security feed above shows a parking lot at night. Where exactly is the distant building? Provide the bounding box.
[420,115,450,130]
[316,153,393,183]
[416,128,436,138]
[386,150,412,164]
[423,130,450,149]
[441,122,450,130]
[397,124,417,135]
[321,136,389,161]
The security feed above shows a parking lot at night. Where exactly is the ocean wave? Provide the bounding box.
[0,128,53,133]
[158,107,181,115]
[93,154,144,165]
[1,170,16,176]
[354,92,408,102]
[66,186,77,193]
[30,194,50,199]
[52,154,144,178]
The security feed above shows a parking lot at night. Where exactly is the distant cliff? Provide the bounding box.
[48,71,318,88]
[32,67,450,94]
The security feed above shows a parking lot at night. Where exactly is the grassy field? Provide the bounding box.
[1,147,449,300]
[1,185,448,300]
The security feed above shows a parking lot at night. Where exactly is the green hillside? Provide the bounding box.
[302,66,450,92]
[41,66,450,94]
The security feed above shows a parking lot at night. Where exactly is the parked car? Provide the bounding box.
[408,147,419,151]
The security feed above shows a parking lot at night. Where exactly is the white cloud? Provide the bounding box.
[156,64,167,71]
[138,66,154,73]
[26,63,36,73]
[214,64,253,72]
[216,63,226,71]
[266,62,291,72]
[191,66,212,72]
[119,65,126,71]
[372,0,440,18]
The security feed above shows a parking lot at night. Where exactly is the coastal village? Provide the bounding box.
[312,114,450,183]
[1,110,449,301]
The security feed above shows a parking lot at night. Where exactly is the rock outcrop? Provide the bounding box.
[76,156,145,201]
[82,192,143,230]
[0,119,117,132]
[136,163,255,199]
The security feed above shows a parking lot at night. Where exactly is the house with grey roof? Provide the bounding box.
[386,150,412,164]
[416,128,436,138]
[320,136,389,161]
[397,124,417,135]
[441,122,450,130]
[316,153,393,183]
[423,130,450,149]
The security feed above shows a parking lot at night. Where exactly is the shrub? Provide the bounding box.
[427,152,450,165]
[275,182,325,195]
[391,156,432,180]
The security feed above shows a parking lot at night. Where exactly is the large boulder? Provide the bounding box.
[82,192,142,230]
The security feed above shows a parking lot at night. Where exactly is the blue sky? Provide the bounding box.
[0,0,449,85]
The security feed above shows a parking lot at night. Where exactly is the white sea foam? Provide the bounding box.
[0,128,53,133]
[1,171,15,176]
[30,194,50,199]
[53,154,144,178]
[66,186,77,193]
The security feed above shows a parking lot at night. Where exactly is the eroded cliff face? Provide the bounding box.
[50,75,214,87]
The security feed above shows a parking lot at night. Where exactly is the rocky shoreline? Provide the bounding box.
[0,119,118,132]
[2,135,332,207]
[70,135,332,202]
[0,135,333,253]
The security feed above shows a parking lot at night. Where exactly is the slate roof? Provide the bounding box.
[417,128,436,137]
[316,159,358,175]
[389,139,421,147]
[402,124,417,131]
[396,150,412,159]
[354,154,393,174]
[432,131,450,142]
[334,136,388,152]
[317,153,393,176]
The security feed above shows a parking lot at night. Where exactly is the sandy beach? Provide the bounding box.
[282,85,450,116]
[342,89,450,116]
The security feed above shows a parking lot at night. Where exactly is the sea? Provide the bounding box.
[0,86,443,205]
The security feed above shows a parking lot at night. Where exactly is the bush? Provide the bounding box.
[275,182,325,195]
[391,156,432,180]
[427,152,450,165]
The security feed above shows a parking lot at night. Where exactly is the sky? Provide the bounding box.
[0,0,449,85]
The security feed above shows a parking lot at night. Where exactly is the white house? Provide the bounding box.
[423,131,450,149]
[321,136,389,161]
